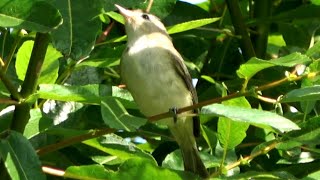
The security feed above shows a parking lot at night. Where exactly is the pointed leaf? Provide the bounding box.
[65,164,109,179]
[228,171,297,179]
[51,0,102,60]
[167,18,220,34]
[0,131,45,180]
[100,98,146,131]
[66,158,200,180]
[77,45,125,68]
[201,104,300,132]
[0,0,62,32]
[36,84,111,104]
[23,108,53,139]
[281,86,320,102]
[236,52,311,80]
[278,117,320,149]
[16,40,61,84]
[306,40,320,57]
[83,134,154,162]
[218,97,250,149]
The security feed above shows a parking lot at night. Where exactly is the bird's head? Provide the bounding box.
[115,4,168,40]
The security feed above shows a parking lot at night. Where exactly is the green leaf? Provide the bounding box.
[201,104,300,132]
[201,75,216,84]
[115,158,200,180]
[100,98,146,131]
[236,52,312,80]
[218,97,250,149]
[65,164,109,179]
[307,41,320,58]
[77,45,125,68]
[16,40,61,84]
[107,11,125,24]
[0,0,62,32]
[163,1,210,25]
[143,0,176,19]
[279,117,320,149]
[201,125,217,151]
[106,0,176,19]
[51,0,102,60]
[0,131,45,180]
[272,4,320,22]
[268,35,286,47]
[278,22,311,48]
[104,0,145,12]
[167,18,220,34]
[311,0,320,5]
[162,150,184,171]
[281,86,320,102]
[267,35,286,55]
[23,108,53,139]
[77,57,119,68]
[66,158,200,180]
[108,17,219,38]
[162,149,219,171]
[83,134,155,162]
[112,86,134,103]
[304,170,320,180]
[36,84,111,104]
[227,171,297,179]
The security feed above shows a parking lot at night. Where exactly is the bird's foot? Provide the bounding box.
[169,107,178,123]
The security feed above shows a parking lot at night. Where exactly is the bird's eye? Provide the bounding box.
[141,14,150,20]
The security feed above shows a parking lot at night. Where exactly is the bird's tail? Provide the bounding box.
[169,121,209,178]
[180,142,209,178]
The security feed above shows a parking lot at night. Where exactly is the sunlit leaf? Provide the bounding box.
[16,41,61,84]
[23,108,52,139]
[83,134,154,162]
[36,84,111,104]
[167,18,220,34]
[236,52,311,80]
[101,98,146,131]
[218,97,250,149]
[0,0,62,32]
[0,131,45,180]
[201,104,300,132]
[281,86,320,102]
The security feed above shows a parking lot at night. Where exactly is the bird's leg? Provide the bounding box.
[169,107,179,123]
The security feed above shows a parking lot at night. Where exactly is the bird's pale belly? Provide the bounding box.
[121,52,193,121]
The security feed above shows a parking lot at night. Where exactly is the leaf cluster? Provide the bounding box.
[0,0,320,179]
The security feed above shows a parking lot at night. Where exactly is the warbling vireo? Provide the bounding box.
[115,4,209,178]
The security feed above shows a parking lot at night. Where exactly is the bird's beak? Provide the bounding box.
[115,4,134,19]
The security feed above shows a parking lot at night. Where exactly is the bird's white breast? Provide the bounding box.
[121,34,193,119]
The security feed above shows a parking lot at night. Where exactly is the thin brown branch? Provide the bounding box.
[42,166,102,179]
[96,21,115,44]
[148,71,319,122]
[0,98,19,105]
[149,91,247,122]
[37,128,115,156]
[146,0,154,13]
[210,141,279,177]
[42,166,65,177]
[256,95,277,104]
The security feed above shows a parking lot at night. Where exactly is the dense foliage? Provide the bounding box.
[0,0,320,179]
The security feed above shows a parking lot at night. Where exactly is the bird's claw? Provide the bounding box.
[169,107,178,123]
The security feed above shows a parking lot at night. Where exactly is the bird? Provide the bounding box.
[115,4,209,178]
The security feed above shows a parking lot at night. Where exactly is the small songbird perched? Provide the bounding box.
[115,4,209,178]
